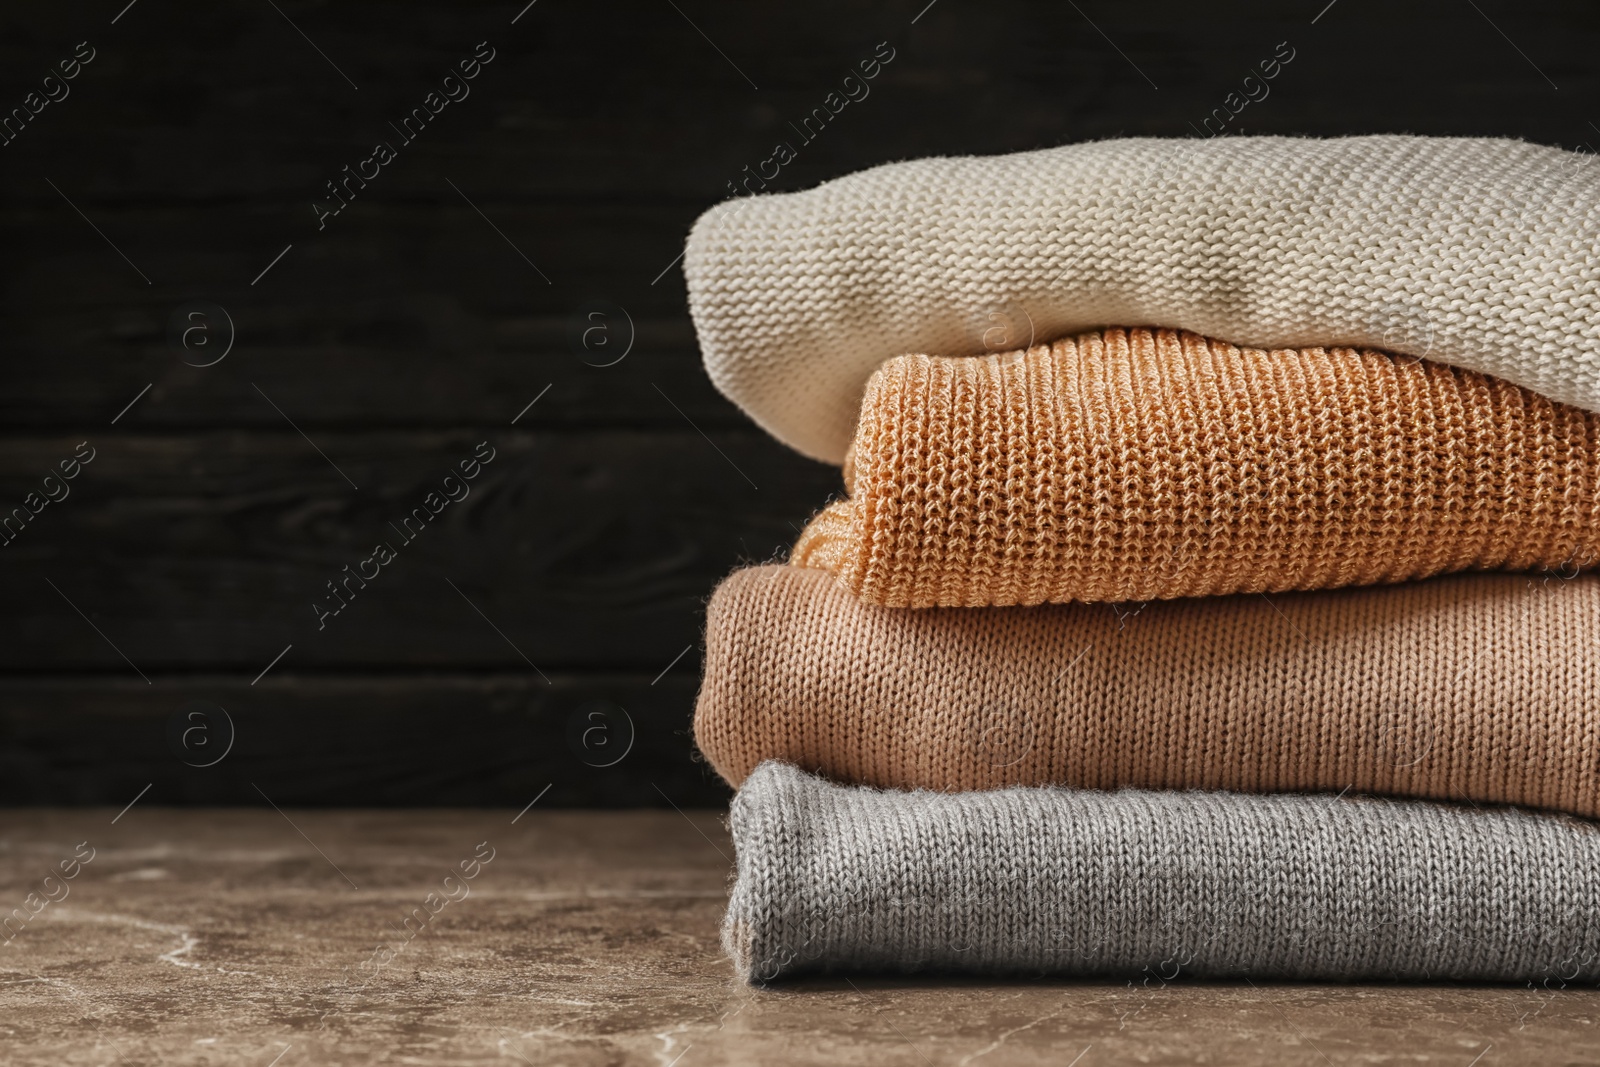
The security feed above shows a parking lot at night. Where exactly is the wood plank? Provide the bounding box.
[0,202,732,428]
[0,1,1594,203]
[0,673,727,806]
[0,430,839,670]
[1,201,700,317]
[0,312,751,429]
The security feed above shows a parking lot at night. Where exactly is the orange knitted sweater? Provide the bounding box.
[791,328,1600,606]
[695,565,1600,815]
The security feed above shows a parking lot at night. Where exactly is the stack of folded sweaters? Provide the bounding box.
[681,135,1600,985]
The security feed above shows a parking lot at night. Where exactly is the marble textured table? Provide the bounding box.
[2,805,1597,1065]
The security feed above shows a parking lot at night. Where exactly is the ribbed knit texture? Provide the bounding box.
[791,328,1600,606]
[695,565,1600,815]
[727,762,1600,983]
[685,135,1600,464]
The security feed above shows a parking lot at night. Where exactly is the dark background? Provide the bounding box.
[0,0,1593,806]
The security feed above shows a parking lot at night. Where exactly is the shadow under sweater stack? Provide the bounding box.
[682,135,1600,985]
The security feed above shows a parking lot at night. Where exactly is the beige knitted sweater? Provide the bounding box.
[685,136,1600,464]
[694,565,1600,816]
[792,328,1600,606]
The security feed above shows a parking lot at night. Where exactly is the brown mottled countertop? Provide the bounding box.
[2,805,1596,1065]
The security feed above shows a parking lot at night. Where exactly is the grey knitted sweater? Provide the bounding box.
[725,763,1600,984]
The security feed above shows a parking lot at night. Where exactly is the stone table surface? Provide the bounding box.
[1,804,1597,1066]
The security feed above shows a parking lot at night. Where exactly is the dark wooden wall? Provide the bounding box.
[1,0,1595,805]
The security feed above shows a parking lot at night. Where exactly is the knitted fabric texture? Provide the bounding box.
[726,762,1600,983]
[695,565,1600,815]
[790,328,1600,606]
[684,135,1600,463]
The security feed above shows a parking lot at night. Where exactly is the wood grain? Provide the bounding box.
[0,674,728,806]
[0,431,836,670]
[1,0,1596,803]
[0,314,740,429]
[0,2,1596,203]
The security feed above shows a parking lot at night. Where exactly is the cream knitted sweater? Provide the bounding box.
[685,136,1600,463]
